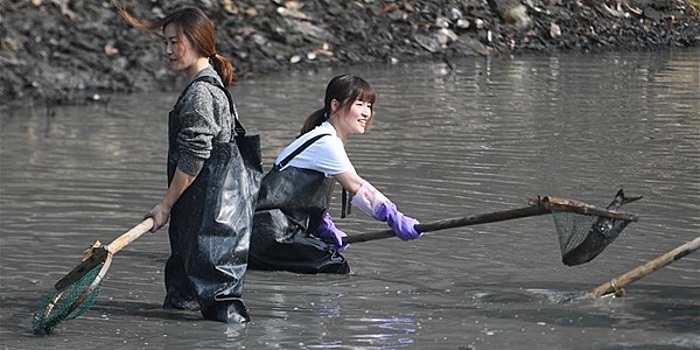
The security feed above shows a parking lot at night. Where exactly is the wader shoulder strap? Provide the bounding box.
[278,132,352,219]
[278,133,331,168]
[341,187,351,218]
[182,76,246,141]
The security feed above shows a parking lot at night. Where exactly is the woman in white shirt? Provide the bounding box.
[249,75,421,274]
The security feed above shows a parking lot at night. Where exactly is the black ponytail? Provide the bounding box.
[299,108,329,136]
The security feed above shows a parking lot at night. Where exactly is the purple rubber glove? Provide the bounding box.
[373,201,421,240]
[315,213,349,252]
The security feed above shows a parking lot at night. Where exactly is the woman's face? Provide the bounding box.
[163,24,199,74]
[331,98,373,138]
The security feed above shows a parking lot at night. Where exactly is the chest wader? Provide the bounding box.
[163,77,255,323]
[249,134,350,274]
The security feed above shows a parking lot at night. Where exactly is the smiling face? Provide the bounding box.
[319,75,377,140]
[163,23,206,78]
[329,98,373,140]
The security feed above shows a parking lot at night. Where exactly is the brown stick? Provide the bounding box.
[341,204,550,244]
[105,218,154,254]
[54,218,154,290]
[587,236,700,297]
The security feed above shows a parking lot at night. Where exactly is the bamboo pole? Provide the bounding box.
[588,236,700,297]
[341,204,550,244]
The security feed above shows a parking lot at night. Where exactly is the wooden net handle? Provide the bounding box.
[106,218,154,254]
[54,218,154,290]
[341,204,550,244]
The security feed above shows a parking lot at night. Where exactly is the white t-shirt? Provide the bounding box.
[276,121,355,177]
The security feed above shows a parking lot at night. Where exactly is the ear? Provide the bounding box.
[330,99,340,113]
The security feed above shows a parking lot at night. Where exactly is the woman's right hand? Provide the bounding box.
[315,213,349,252]
[147,202,171,232]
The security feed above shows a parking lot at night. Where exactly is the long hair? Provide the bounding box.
[300,75,376,136]
[115,2,236,87]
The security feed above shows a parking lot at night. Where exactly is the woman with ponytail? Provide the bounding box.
[117,4,251,323]
[250,75,422,274]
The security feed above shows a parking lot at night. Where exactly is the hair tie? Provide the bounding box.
[209,53,217,60]
[323,111,329,120]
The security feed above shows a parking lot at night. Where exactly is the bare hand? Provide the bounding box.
[147,202,171,232]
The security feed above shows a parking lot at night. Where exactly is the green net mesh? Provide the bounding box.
[32,264,104,335]
[551,211,632,266]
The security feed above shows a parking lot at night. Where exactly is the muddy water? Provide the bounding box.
[1,49,698,349]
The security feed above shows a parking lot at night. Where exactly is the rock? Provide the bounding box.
[643,7,663,22]
[550,22,562,39]
[488,0,532,28]
[414,32,442,53]
[506,4,533,29]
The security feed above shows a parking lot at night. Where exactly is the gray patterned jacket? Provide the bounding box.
[171,66,234,176]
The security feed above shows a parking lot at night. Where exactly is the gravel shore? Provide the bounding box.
[1,0,698,109]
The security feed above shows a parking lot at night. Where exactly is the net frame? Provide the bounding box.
[532,196,638,222]
[33,249,113,335]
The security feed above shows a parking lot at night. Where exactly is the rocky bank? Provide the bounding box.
[1,0,698,109]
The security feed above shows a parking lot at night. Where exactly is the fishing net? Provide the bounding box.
[341,193,639,267]
[550,201,634,266]
[32,219,152,336]
[32,264,104,335]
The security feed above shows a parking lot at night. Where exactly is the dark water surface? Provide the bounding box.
[1,49,698,349]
